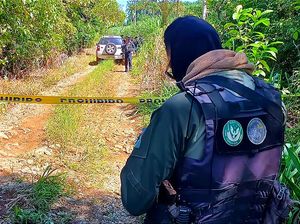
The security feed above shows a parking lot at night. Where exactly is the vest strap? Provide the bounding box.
[196,76,284,124]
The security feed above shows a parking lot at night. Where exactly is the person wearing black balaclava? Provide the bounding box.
[121,16,289,224]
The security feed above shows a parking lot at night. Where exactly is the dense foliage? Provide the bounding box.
[0,0,125,78]
[208,0,300,88]
[223,6,283,77]
[110,15,161,40]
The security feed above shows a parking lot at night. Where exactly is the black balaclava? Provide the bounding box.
[164,16,222,82]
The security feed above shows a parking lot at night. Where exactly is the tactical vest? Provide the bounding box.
[171,75,285,224]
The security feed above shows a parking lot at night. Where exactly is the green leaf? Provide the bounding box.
[232,12,240,20]
[253,69,266,77]
[268,47,278,53]
[261,10,273,16]
[224,22,236,29]
[228,29,239,36]
[253,31,265,39]
[224,38,235,49]
[266,50,277,58]
[269,41,284,46]
[237,21,244,26]
[284,175,300,199]
[255,10,262,18]
[260,60,270,72]
[243,13,254,19]
[293,31,299,40]
[286,145,300,172]
[243,8,253,13]
[249,43,263,48]
[254,18,270,28]
[236,46,245,52]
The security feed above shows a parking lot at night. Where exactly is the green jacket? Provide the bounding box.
[120,71,256,216]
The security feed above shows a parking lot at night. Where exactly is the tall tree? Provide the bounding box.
[126,0,181,26]
[202,0,207,19]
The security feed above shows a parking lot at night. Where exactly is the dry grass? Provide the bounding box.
[131,29,168,92]
[0,51,95,96]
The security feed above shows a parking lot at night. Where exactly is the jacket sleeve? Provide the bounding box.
[120,100,187,216]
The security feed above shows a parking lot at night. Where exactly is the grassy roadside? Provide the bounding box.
[0,52,95,96]
[1,61,115,223]
[47,61,115,189]
[0,52,95,115]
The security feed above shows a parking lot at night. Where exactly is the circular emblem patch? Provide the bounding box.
[247,118,267,145]
[222,120,243,146]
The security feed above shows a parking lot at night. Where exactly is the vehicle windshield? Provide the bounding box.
[99,37,122,45]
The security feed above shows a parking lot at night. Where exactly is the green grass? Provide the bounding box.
[32,169,66,212]
[137,82,179,125]
[47,61,113,150]
[13,207,72,224]
[280,143,300,222]
[12,166,70,224]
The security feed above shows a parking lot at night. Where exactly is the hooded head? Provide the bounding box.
[164,16,222,82]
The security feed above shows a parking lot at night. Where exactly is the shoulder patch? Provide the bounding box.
[247,118,267,145]
[222,120,243,147]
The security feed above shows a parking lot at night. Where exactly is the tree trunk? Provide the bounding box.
[202,0,207,20]
[135,0,137,25]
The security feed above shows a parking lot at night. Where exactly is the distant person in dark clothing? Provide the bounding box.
[133,37,140,52]
[123,37,135,72]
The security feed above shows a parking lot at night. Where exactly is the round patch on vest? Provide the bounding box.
[247,118,267,145]
[222,120,243,147]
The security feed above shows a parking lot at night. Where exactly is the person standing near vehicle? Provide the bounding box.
[120,16,292,223]
[123,37,135,72]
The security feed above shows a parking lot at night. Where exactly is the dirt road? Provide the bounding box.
[0,65,97,173]
[0,62,143,223]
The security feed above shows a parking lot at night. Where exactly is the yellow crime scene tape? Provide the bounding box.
[0,93,298,105]
[0,94,166,104]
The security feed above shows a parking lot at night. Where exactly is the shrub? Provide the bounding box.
[0,0,124,78]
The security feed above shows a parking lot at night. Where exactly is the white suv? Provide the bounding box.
[96,36,123,62]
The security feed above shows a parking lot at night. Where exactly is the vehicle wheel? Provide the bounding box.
[105,43,117,55]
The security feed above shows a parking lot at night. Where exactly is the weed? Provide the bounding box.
[10,166,69,224]
[32,166,66,212]
[13,207,49,224]
[47,105,82,149]
[12,206,73,224]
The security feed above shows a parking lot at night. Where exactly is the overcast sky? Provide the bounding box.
[117,0,198,10]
